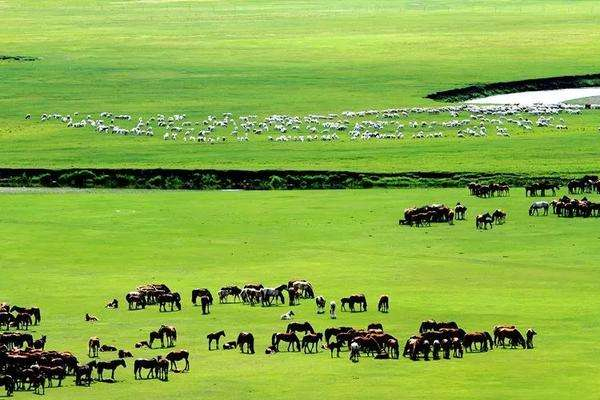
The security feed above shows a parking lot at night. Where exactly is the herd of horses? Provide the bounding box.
[399,203,466,226]
[0,279,539,396]
[468,182,510,198]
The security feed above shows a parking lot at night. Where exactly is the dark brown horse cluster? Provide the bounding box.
[0,303,41,331]
[402,320,536,361]
[525,181,560,197]
[468,182,510,197]
[566,175,599,194]
[125,284,182,312]
[551,196,600,218]
[399,203,464,227]
[475,209,507,229]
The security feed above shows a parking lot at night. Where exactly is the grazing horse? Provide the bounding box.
[260,285,287,306]
[348,294,367,312]
[15,313,32,329]
[349,341,360,362]
[200,296,211,315]
[155,357,169,381]
[419,320,459,333]
[301,332,323,353]
[75,361,96,386]
[475,213,493,229]
[496,328,526,348]
[219,286,242,303]
[10,306,41,325]
[324,341,343,357]
[529,201,549,216]
[463,332,493,352]
[324,327,353,344]
[88,337,100,358]
[125,292,146,310]
[352,337,380,356]
[492,209,507,224]
[158,292,181,312]
[377,295,389,313]
[134,358,159,379]
[315,296,326,314]
[493,325,516,346]
[452,337,463,358]
[149,331,164,348]
[237,332,255,354]
[286,321,315,335]
[30,374,45,395]
[272,332,301,352]
[386,339,399,359]
[526,329,537,349]
[0,375,15,396]
[166,350,189,372]
[0,312,14,330]
[207,330,226,350]
[455,202,467,220]
[432,340,441,360]
[97,359,126,381]
[441,339,451,359]
[33,335,47,350]
[159,325,177,347]
[191,288,213,306]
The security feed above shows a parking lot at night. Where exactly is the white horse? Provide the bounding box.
[329,301,337,319]
[280,310,295,320]
[315,296,325,314]
[529,201,549,216]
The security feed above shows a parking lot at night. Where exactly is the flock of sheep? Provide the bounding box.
[27,103,593,145]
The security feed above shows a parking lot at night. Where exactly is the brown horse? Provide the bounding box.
[75,361,96,386]
[346,294,367,312]
[126,292,146,310]
[286,321,315,335]
[351,336,380,356]
[159,325,177,347]
[377,295,389,313]
[166,350,189,372]
[33,335,47,350]
[134,357,159,379]
[15,313,32,330]
[149,331,164,348]
[118,350,133,358]
[496,328,526,348]
[155,356,169,381]
[237,332,255,354]
[452,337,463,357]
[324,341,343,357]
[207,330,226,350]
[99,344,117,352]
[492,209,507,224]
[272,332,300,352]
[158,292,181,312]
[301,332,323,353]
[493,325,516,345]
[9,306,41,325]
[88,337,100,358]
[0,375,15,396]
[476,213,493,229]
[97,359,126,381]
[191,288,213,306]
[324,327,353,344]
[463,332,493,352]
[200,296,211,315]
[526,329,537,349]
[386,339,399,359]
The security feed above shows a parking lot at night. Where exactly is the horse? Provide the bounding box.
[496,328,526,348]
[135,341,151,349]
[99,344,117,352]
[219,286,242,303]
[475,213,493,229]
[452,337,463,358]
[455,202,467,220]
[324,341,343,357]
[207,330,226,350]
[419,320,459,333]
[149,331,164,348]
[349,342,360,362]
[105,299,119,308]
[377,295,389,313]
[134,358,159,379]
[529,201,549,216]
[463,332,493,352]
[155,356,170,381]
[158,292,181,312]
[286,321,315,335]
[0,312,14,330]
[237,332,255,354]
[88,337,100,358]
[280,310,295,320]
[33,335,47,350]
[352,336,380,356]
[348,294,367,312]
[200,296,211,315]
[368,323,383,331]
[330,301,337,319]
[315,296,326,314]
[75,361,96,386]
[159,325,177,347]
[492,209,507,224]
[272,332,300,352]
[493,325,516,346]
[260,285,287,306]
[15,313,32,329]
[118,350,133,358]
[30,374,45,394]
[526,329,537,349]
[166,350,189,372]
[97,359,126,381]
[191,288,213,306]
[324,327,353,344]
[0,375,15,396]
[301,333,323,353]
[222,341,237,350]
[386,339,399,359]
[125,292,146,310]
[9,306,40,325]
[85,313,98,322]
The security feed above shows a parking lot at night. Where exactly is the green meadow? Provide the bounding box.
[1,188,600,399]
[1,0,600,173]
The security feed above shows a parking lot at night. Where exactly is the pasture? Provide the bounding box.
[1,187,600,399]
[2,0,600,173]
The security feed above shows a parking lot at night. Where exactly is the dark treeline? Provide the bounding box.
[0,168,585,191]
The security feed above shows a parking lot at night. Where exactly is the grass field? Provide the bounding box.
[2,187,600,399]
[1,0,600,173]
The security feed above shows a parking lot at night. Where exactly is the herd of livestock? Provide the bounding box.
[26,102,590,145]
[0,279,537,396]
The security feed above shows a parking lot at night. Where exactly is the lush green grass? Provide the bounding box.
[1,0,600,172]
[1,187,600,399]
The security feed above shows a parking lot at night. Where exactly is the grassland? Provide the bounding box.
[1,0,600,173]
[1,187,600,399]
